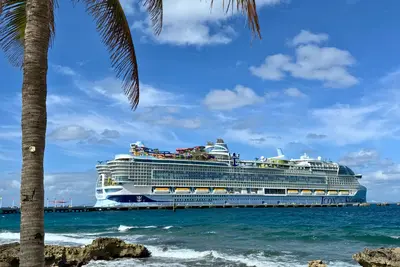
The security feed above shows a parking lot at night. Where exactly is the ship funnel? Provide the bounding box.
[277,148,284,157]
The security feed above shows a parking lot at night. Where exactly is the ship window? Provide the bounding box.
[345,166,355,175]
[264,189,285,194]
[338,165,348,175]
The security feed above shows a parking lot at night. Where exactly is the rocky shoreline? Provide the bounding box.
[0,238,150,267]
[309,247,400,267]
[0,238,398,267]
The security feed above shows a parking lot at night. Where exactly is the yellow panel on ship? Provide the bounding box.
[328,190,338,195]
[287,189,299,194]
[213,188,227,193]
[339,190,349,195]
[301,190,312,194]
[315,190,325,195]
[175,188,190,193]
[195,188,209,192]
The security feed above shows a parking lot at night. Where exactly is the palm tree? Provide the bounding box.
[0,0,261,266]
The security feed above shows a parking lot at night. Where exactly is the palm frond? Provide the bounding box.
[0,0,27,67]
[0,0,57,68]
[78,0,140,109]
[211,0,262,39]
[142,0,163,36]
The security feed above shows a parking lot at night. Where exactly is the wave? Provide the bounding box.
[0,232,93,245]
[0,232,358,267]
[85,259,187,267]
[117,225,172,232]
[118,225,136,232]
[349,233,400,244]
[145,245,305,267]
[0,231,150,247]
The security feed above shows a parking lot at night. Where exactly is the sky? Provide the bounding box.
[1,0,400,205]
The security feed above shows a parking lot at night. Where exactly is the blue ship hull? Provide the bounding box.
[95,188,367,207]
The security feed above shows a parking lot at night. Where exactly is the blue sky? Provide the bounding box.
[1,0,400,205]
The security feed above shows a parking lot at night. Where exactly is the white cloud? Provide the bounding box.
[249,54,291,80]
[224,128,283,147]
[47,94,72,106]
[156,116,201,129]
[339,149,380,168]
[101,129,120,139]
[250,30,358,88]
[306,133,327,140]
[310,104,396,145]
[52,64,77,76]
[0,126,21,140]
[10,180,20,189]
[203,85,264,110]
[284,87,306,98]
[133,0,283,46]
[76,77,182,109]
[48,125,94,141]
[214,113,237,122]
[290,30,329,46]
[364,168,400,182]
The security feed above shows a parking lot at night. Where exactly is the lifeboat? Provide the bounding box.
[314,190,325,195]
[154,187,170,194]
[339,190,349,195]
[213,188,227,194]
[287,189,299,195]
[195,188,210,194]
[175,188,191,194]
[301,189,312,195]
[327,190,338,195]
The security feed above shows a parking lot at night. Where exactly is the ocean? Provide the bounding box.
[1,206,399,267]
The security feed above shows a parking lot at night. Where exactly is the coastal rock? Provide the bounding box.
[0,237,150,267]
[353,247,400,267]
[308,260,328,267]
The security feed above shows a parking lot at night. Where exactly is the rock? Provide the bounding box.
[308,259,328,267]
[0,237,151,267]
[0,242,19,267]
[353,247,400,267]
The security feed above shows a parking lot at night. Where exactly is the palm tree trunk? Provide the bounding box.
[20,0,50,266]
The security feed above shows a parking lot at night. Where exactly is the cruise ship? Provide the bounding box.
[95,139,367,207]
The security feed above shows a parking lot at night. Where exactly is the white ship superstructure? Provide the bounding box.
[95,139,366,207]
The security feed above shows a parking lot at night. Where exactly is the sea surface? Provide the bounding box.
[1,206,400,267]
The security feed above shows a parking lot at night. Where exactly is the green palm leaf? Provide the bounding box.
[213,0,262,39]
[77,0,142,109]
[0,0,57,67]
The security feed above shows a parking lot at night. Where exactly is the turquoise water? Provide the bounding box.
[1,206,399,266]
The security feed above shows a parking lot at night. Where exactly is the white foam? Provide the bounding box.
[85,259,186,267]
[163,226,173,230]
[327,261,359,267]
[117,225,158,232]
[146,245,303,267]
[0,232,93,245]
[118,225,136,232]
[66,232,114,237]
[390,236,400,239]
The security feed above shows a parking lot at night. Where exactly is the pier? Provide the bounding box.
[1,202,397,215]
